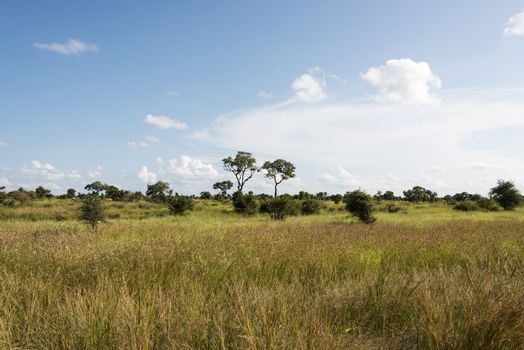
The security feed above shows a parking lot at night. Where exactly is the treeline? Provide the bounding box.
[1,151,523,226]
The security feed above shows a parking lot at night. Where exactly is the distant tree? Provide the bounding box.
[452,192,482,203]
[213,180,234,198]
[35,186,52,199]
[489,180,521,211]
[105,185,125,201]
[297,191,313,200]
[345,190,376,224]
[261,159,296,197]
[146,181,172,203]
[168,195,194,215]
[66,188,77,199]
[382,191,396,201]
[403,186,437,202]
[84,181,106,196]
[330,194,343,204]
[200,191,213,200]
[80,195,105,230]
[316,192,328,200]
[0,186,6,203]
[222,151,258,192]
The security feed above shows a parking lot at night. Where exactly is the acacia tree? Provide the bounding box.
[261,159,296,197]
[146,181,172,203]
[213,180,233,198]
[222,151,258,192]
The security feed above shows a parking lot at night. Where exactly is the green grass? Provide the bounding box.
[1,200,524,349]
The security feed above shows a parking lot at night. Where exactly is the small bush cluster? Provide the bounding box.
[232,191,258,215]
[168,196,194,215]
[301,199,323,215]
[345,190,376,224]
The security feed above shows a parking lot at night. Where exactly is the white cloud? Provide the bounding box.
[128,136,159,149]
[34,38,98,55]
[88,166,103,178]
[292,67,327,103]
[258,91,273,99]
[144,114,188,130]
[504,10,524,37]
[167,90,179,97]
[156,157,164,165]
[138,166,157,184]
[128,141,150,149]
[0,141,7,148]
[194,87,524,195]
[361,58,442,106]
[318,167,361,188]
[167,155,219,183]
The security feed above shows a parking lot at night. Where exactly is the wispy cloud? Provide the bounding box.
[0,141,7,148]
[34,38,98,55]
[258,91,273,99]
[127,136,159,149]
[144,114,187,130]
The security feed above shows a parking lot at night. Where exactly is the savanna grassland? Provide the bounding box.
[1,200,524,349]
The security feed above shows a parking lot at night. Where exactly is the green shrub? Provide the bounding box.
[168,196,194,215]
[266,197,300,220]
[385,203,402,213]
[232,191,258,215]
[345,190,376,224]
[453,200,479,212]
[79,195,105,230]
[301,199,322,215]
[477,198,501,212]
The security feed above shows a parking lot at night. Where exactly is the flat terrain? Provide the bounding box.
[1,200,524,349]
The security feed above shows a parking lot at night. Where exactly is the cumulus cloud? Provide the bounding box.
[361,58,442,105]
[144,114,187,130]
[167,155,219,183]
[138,166,157,184]
[504,10,524,37]
[292,67,327,103]
[34,38,98,55]
[0,141,7,148]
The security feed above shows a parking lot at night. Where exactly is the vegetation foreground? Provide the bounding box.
[1,200,524,349]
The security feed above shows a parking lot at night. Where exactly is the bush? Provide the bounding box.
[266,197,300,220]
[80,195,105,230]
[385,203,402,213]
[345,190,376,224]
[477,198,501,212]
[168,196,194,215]
[301,199,322,215]
[453,200,479,212]
[232,191,258,215]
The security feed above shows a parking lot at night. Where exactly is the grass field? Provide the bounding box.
[1,199,524,349]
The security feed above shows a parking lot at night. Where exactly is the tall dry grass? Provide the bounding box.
[0,204,523,349]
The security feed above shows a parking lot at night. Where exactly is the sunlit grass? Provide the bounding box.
[1,200,523,349]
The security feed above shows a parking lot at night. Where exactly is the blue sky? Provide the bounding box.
[1,0,524,195]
